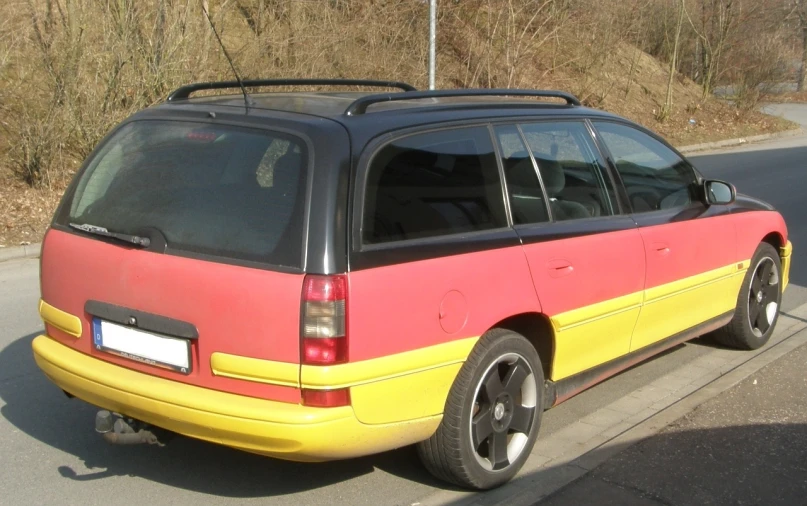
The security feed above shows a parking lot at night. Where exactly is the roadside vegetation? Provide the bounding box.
[0,0,803,247]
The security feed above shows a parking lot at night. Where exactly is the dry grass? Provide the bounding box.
[0,175,64,248]
[0,0,799,246]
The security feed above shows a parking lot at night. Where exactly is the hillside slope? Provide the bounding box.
[0,0,794,248]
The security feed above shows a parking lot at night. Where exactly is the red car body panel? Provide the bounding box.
[40,229,304,403]
[347,245,539,361]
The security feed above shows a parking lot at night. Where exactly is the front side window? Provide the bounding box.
[593,121,698,212]
[520,122,616,221]
[362,127,507,244]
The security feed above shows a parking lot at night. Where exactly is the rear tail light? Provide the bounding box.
[301,275,348,365]
[301,274,349,407]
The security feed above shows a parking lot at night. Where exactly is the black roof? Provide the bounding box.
[161,90,617,117]
[155,90,623,143]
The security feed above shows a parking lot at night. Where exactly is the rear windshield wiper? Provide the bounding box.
[69,223,151,248]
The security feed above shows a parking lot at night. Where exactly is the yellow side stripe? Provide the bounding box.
[551,292,643,332]
[300,336,479,390]
[550,261,750,331]
[211,352,300,388]
[643,261,749,306]
[39,299,82,338]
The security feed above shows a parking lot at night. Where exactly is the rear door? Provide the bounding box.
[494,121,646,381]
[591,120,738,352]
[347,125,541,424]
[41,117,325,403]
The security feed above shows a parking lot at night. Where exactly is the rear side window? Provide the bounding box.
[61,120,308,267]
[362,127,507,244]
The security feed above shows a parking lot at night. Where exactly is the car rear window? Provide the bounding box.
[58,120,308,268]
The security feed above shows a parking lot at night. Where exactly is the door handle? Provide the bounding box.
[547,259,574,278]
[651,242,670,256]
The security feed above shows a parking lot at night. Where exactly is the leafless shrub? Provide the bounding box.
[444,0,569,89]
[0,0,800,188]
[733,32,791,110]
[10,104,65,187]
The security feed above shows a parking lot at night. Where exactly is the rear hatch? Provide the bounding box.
[41,118,310,403]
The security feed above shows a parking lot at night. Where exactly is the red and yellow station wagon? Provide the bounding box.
[33,81,792,489]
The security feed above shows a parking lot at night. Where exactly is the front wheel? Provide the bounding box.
[713,242,782,350]
[416,329,543,490]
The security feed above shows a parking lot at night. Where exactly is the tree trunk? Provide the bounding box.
[660,0,684,121]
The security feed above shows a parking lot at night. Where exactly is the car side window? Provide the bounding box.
[593,121,699,212]
[494,125,550,225]
[362,126,507,245]
[520,122,616,221]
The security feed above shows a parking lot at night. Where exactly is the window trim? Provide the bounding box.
[588,118,704,216]
[515,124,555,222]
[514,213,639,246]
[351,123,511,253]
[490,123,550,224]
[487,124,516,227]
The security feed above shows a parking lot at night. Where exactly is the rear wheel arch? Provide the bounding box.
[488,313,554,381]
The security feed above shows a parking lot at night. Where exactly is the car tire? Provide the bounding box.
[712,242,782,350]
[416,328,543,490]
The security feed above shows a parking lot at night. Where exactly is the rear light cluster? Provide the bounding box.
[301,274,350,407]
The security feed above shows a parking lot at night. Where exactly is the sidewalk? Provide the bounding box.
[537,341,807,506]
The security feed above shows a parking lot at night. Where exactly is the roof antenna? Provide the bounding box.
[199,1,252,111]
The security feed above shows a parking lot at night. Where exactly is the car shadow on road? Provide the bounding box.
[0,333,451,498]
[440,422,807,506]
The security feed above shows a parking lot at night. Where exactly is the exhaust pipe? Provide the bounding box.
[95,410,168,446]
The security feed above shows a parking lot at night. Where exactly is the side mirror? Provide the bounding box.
[704,179,736,205]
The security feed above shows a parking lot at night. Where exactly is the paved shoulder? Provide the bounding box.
[540,342,807,506]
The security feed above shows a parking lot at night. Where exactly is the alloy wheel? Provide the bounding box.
[469,352,537,471]
[748,257,780,337]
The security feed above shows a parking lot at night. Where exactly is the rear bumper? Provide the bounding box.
[32,335,441,461]
[781,241,793,291]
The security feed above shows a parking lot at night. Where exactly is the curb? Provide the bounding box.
[677,127,805,154]
[0,243,41,263]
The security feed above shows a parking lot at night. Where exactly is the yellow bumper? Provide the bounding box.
[32,335,441,461]
[781,241,793,292]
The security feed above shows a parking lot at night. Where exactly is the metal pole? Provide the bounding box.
[429,0,437,90]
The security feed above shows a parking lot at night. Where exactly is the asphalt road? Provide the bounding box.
[1,107,806,506]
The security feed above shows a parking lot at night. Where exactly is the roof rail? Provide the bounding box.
[167,79,417,101]
[344,89,581,116]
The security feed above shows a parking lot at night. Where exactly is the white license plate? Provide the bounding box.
[92,319,191,374]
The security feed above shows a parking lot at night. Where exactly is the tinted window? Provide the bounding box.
[62,121,307,267]
[594,121,698,212]
[363,127,507,244]
[494,125,549,225]
[520,122,616,221]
